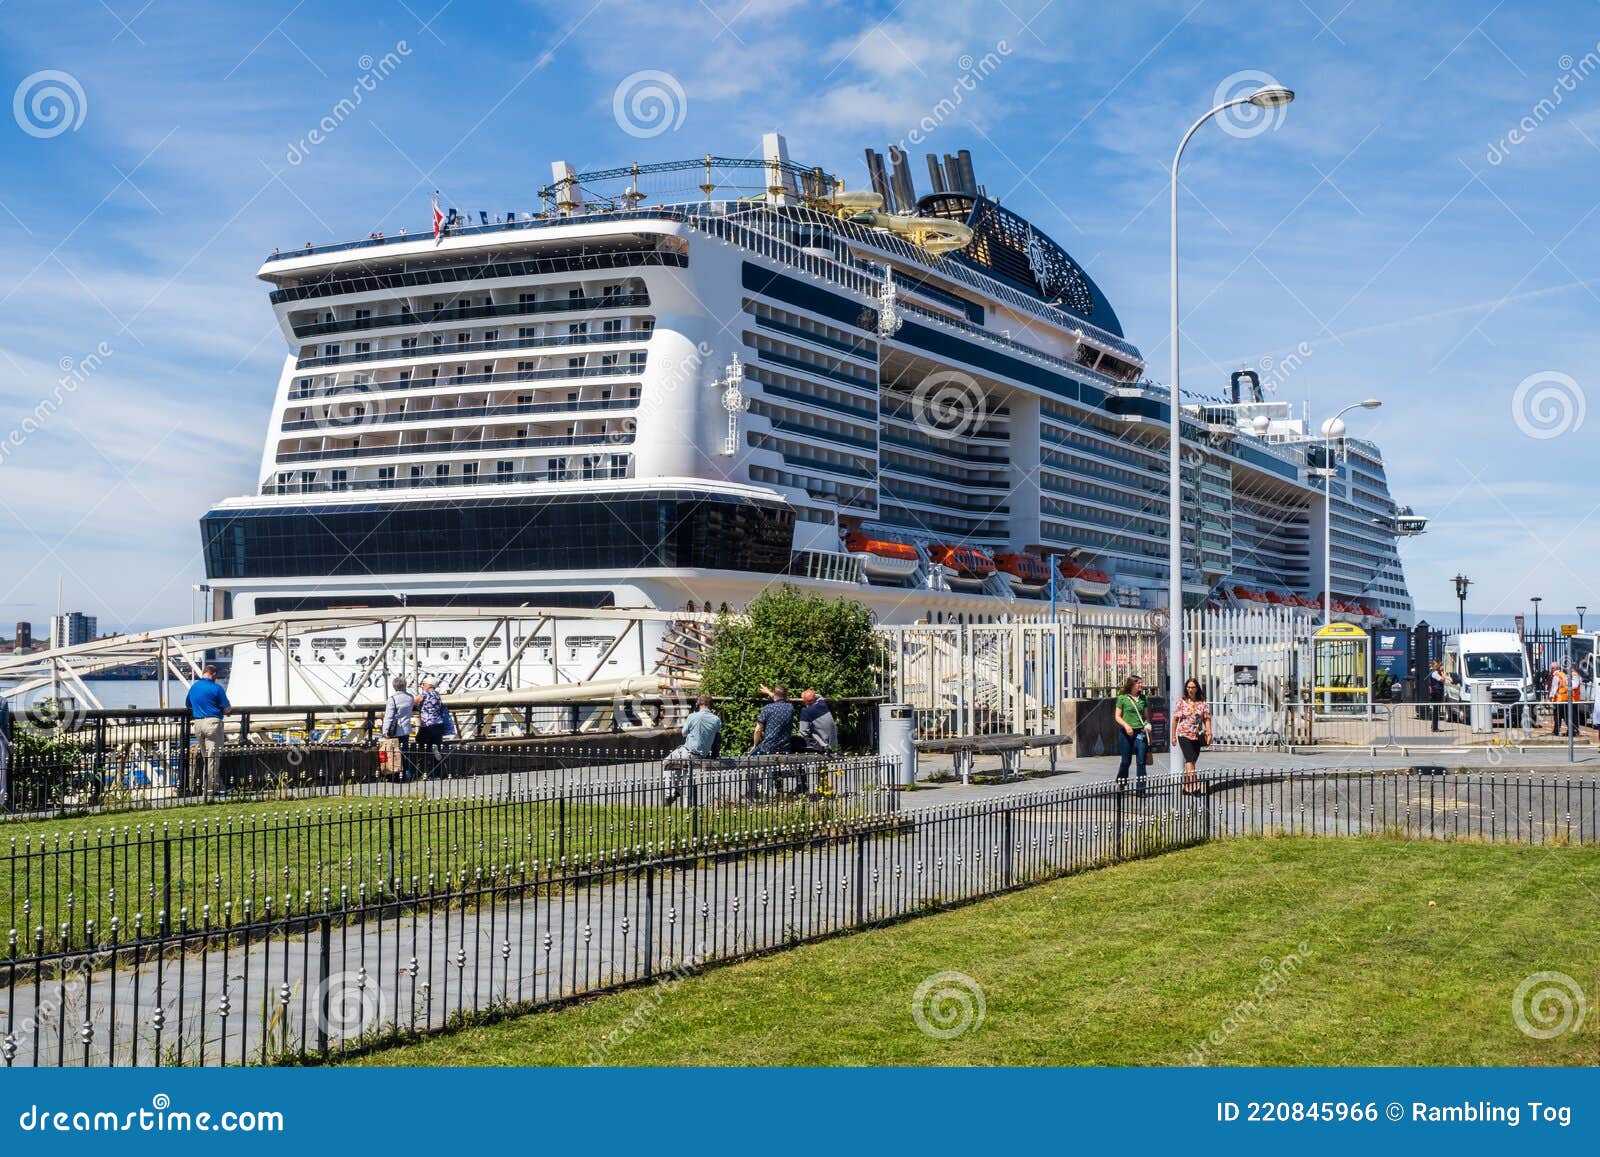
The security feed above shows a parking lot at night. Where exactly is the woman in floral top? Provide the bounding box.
[1175,678,1211,795]
[414,679,451,755]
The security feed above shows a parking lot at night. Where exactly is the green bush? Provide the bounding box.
[697,585,884,752]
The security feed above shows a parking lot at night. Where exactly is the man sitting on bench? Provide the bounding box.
[797,688,837,753]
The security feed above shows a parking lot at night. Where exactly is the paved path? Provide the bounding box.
[899,748,1600,810]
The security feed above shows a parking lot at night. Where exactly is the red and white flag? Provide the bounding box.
[431,194,444,241]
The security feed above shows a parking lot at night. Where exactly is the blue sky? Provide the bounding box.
[1,0,1598,632]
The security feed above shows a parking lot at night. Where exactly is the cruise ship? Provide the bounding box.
[200,134,1421,701]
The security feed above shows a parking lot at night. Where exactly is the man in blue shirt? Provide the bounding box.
[185,664,230,800]
[751,685,796,754]
[680,695,723,758]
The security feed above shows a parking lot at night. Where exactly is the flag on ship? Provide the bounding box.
[432,193,444,242]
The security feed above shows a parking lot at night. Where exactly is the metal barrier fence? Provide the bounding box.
[4,766,1594,1066]
[1209,700,1593,748]
[2,736,686,818]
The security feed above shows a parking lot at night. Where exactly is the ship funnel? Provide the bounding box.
[863,149,892,206]
[956,149,978,195]
[1230,369,1263,404]
[887,145,917,212]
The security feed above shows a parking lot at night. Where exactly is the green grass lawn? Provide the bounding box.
[353,836,1600,1066]
[2,790,850,939]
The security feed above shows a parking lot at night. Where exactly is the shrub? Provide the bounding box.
[696,585,884,752]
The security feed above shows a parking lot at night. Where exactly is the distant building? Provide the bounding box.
[50,612,97,649]
[13,621,31,653]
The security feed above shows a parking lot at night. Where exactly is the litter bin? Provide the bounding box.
[878,703,916,787]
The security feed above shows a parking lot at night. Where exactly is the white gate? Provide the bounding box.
[1183,606,1312,746]
[877,611,1162,739]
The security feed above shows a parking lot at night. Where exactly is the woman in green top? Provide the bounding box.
[1114,674,1150,795]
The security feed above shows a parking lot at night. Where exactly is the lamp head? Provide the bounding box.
[1359,398,1382,410]
[1248,85,1295,108]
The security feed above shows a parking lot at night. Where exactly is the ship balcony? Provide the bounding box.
[879,458,1011,491]
[876,428,1009,467]
[274,427,632,465]
[878,405,1010,443]
[288,291,651,339]
[295,327,654,370]
[750,345,879,394]
[287,361,643,402]
[260,459,632,496]
[280,395,639,432]
[878,487,1011,518]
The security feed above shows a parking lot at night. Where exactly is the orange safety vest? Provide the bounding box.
[1550,669,1570,702]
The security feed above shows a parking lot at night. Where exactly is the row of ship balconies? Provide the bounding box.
[263,453,632,496]
[287,356,645,405]
[287,283,650,342]
[296,322,655,370]
[273,412,636,466]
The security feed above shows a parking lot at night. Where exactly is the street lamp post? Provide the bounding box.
[1452,573,1470,635]
[1319,400,1382,626]
[1531,596,1542,638]
[1167,81,1294,779]
[1579,605,1587,631]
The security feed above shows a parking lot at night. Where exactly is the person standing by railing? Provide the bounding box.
[381,676,414,781]
[185,664,230,801]
[414,679,452,776]
[1113,674,1150,796]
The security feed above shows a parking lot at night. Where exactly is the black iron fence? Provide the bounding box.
[1,697,882,816]
[2,753,898,960]
[3,766,1595,1066]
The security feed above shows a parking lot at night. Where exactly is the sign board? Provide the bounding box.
[1515,614,1526,640]
[1233,665,1259,686]
[1561,624,1579,637]
[1374,630,1409,683]
[1146,707,1169,753]
[1313,622,1368,639]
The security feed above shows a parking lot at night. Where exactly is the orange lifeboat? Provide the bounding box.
[843,531,921,581]
[1059,559,1112,599]
[994,552,1051,591]
[929,544,997,582]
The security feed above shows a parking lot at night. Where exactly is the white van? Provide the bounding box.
[1441,631,1533,720]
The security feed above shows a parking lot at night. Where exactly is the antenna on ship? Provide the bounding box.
[622,163,644,210]
[701,155,715,202]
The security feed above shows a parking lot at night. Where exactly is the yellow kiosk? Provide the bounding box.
[1312,622,1371,716]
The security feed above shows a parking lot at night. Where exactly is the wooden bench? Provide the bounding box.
[916,733,1075,784]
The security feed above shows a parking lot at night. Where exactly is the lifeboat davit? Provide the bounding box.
[994,552,1051,592]
[929,544,996,587]
[1060,559,1112,599]
[843,531,921,581]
